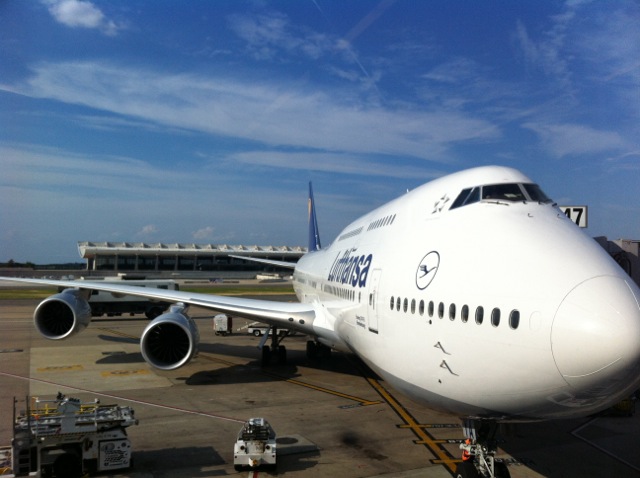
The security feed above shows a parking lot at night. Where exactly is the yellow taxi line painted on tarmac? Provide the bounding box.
[199,354,239,368]
[366,377,459,473]
[264,370,382,406]
[199,353,382,406]
[37,364,84,372]
[97,328,381,406]
[101,369,151,377]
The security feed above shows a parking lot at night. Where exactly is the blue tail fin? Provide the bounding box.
[308,182,322,251]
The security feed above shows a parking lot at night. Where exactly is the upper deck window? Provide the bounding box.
[449,183,553,210]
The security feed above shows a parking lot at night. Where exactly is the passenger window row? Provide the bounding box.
[324,283,356,301]
[367,214,397,231]
[389,296,520,330]
[338,226,364,242]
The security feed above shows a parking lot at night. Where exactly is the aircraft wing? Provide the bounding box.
[0,277,316,334]
[228,255,297,270]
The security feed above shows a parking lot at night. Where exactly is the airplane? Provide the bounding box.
[2,165,640,478]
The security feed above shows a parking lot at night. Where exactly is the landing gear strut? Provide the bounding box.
[455,419,510,478]
[306,340,331,361]
[259,326,288,366]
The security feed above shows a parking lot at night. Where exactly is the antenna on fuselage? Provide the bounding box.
[308,182,322,251]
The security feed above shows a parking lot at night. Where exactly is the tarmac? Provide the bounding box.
[1,292,639,478]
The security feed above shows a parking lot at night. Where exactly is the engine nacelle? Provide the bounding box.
[140,304,199,370]
[34,289,92,340]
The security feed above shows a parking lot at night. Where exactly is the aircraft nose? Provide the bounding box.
[552,276,640,391]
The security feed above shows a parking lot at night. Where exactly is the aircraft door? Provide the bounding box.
[367,269,382,333]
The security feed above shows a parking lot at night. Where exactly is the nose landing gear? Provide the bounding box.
[455,419,510,478]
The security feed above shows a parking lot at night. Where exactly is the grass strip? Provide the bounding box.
[0,284,295,300]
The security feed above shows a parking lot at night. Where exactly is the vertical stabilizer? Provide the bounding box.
[308,182,322,251]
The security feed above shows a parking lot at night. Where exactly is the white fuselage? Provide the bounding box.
[293,166,640,421]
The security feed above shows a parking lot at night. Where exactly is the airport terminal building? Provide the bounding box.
[76,238,640,286]
[77,241,306,275]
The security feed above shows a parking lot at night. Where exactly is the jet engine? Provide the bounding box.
[34,289,92,340]
[140,304,199,370]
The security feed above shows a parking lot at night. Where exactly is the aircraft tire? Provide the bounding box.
[277,345,287,364]
[454,461,480,478]
[306,340,318,360]
[320,344,332,359]
[261,346,271,366]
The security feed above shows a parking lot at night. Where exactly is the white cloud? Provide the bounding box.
[136,225,158,237]
[423,58,479,85]
[0,143,171,196]
[573,7,640,116]
[227,12,334,61]
[193,226,215,241]
[514,17,572,90]
[228,151,441,179]
[515,1,640,104]
[43,0,120,36]
[523,122,629,158]
[8,61,500,163]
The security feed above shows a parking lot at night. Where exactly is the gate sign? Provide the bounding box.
[559,206,588,228]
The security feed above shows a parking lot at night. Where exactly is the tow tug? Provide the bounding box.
[233,418,277,471]
[1,393,138,477]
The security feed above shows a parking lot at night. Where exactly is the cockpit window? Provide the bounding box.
[449,187,480,210]
[522,183,553,203]
[482,183,525,202]
[449,182,554,210]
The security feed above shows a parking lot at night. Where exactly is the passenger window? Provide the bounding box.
[475,306,484,325]
[411,299,416,314]
[397,298,401,311]
[449,303,456,320]
[428,301,434,317]
[403,298,408,313]
[419,300,425,316]
[491,308,501,327]
[438,302,444,319]
[461,305,469,323]
[509,310,520,329]
[390,296,395,310]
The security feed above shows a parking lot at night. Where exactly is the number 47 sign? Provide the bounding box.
[559,206,588,228]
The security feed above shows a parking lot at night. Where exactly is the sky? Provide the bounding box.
[1,0,639,263]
